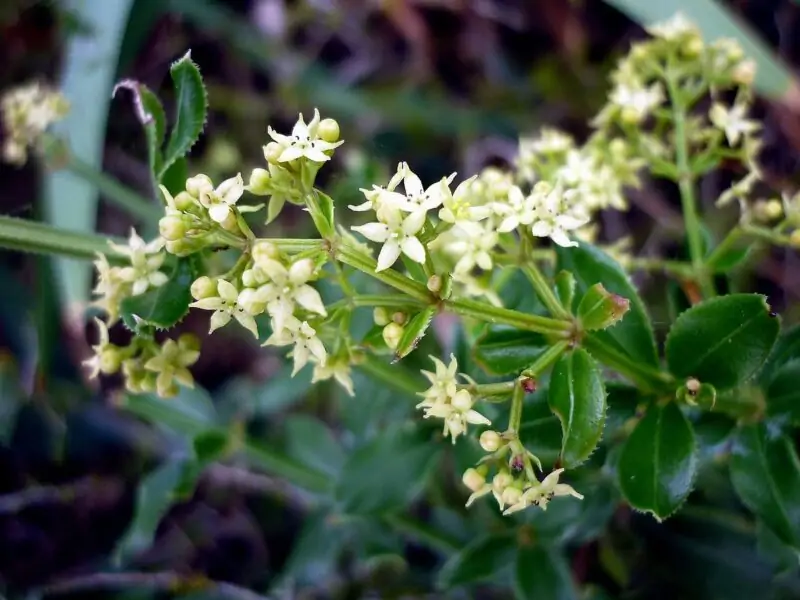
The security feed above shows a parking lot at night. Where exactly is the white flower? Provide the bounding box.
[252,257,327,331]
[312,358,354,396]
[91,253,126,322]
[198,173,244,224]
[267,108,343,163]
[82,318,118,379]
[709,102,759,146]
[397,163,454,214]
[646,13,697,40]
[263,315,327,375]
[352,208,426,271]
[609,82,663,122]
[521,128,574,156]
[109,230,168,296]
[143,336,200,398]
[556,150,597,188]
[418,354,459,405]
[350,164,407,216]
[190,279,259,338]
[503,468,583,515]
[438,175,492,226]
[496,185,536,232]
[530,185,589,248]
[445,223,498,275]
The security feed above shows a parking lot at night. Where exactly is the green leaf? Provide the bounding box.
[192,429,229,463]
[765,359,800,424]
[114,458,200,563]
[119,257,194,331]
[759,324,800,386]
[665,294,780,390]
[601,0,796,101]
[308,190,336,239]
[556,242,658,367]
[160,157,189,197]
[618,402,698,520]
[473,326,550,375]
[604,383,643,440]
[138,84,166,174]
[548,349,606,467]
[122,387,218,438]
[730,423,800,550]
[437,533,515,589]
[285,415,345,478]
[554,270,575,311]
[160,51,208,179]
[514,545,578,600]
[577,283,630,331]
[394,306,436,361]
[336,427,440,515]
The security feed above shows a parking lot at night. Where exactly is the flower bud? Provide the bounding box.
[373,307,390,326]
[317,118,340,143]
[173,191,198,212]
[392,311,407,325]
[676,377,717,408]
[479,430,502,452]
[238,288,266,315]
[492,472,513,492]
[577,283,630,331]
[462,468,486,492]
[451,389,473,412]
[159,215,187,241]
[186,174,213,198]
[427,275,442,293]
[191,276,218,300]
[291,258,315,282]
[241,268,266,288]
[99,347,122,374]
[732,60,756,86]
[252,240,280,265]
[501,486,523,507]
[683,37,704,57]
[790,229,800,249]
[178,333,201,353]
[382,323,404,350]
[620,106,641,125]
[249,167,272,195]
[263,142,283,165]
[220,210,241,233]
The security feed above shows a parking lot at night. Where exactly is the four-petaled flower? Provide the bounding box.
[198,173,245,224]
[530,184,589,248]
[109,230,168,296]
[267,108,343,163]
[709,102,759,146]
[143,336,201,398]
[503,469,584,515]
[352,208,427,271]
[190,279,259,338]
[82,318,120,378]
[251,258,327,331]
[311,358,355,396]
[263,315,327,375]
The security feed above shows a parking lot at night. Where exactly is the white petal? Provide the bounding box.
[292,344,310,375]
[208,203,231,224]
[348,200,373,212]
[304,147,331,162]
[497,216,519,233]
[148,271,169,287]
[217,280,239,301]
[550,229,577,248]
[401,236,426,263]
[376,239,402,271]
[294,285,327,315]
[235,312,259,338]
[132,278,149,296]
[209,310,232,333]
[259,258,289,283]
[404,170,424,197]
[278,146,304,162]
[289,259,314,284]
[307,336,327,364]
[402,210,426,235]
[291,114,308,138]
[465,409,491,425]
[190,298,224,311]
[530,220,553,238]
[217,173,244,205]
[352,222,390,243]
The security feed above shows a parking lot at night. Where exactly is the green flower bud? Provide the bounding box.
[501,486,523,507]
[191,276,218,300]
[159,215,187,241]
[373,307,390,326]
[382,323,404,350]
[392,311,407,325]
[263,142,283,165]
[174,191,198,212]
[479,430,502,452]
[317,118,340,143]
[252,240,280,265]
[577,283,630,331]
[426,275,442,293]
[790,229,800,249]
[99,347,122,374]
[249,168,272,195]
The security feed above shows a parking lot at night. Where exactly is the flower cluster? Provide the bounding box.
[416,355,491,443]
[1,81,69,165]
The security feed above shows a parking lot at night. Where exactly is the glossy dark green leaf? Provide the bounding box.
[765,359,800,424]
[473,326,549,375]
[577,283,630,331]
[554,270,575,311]
[548,349,606,467]
[401,255,428,283]
[604,383,642,440]
[119,257,194,332]
[437,533,515,589]
[707,243,752,273]
[114,458,199,562]
[514,545,578,600]
[665,294,780,390]
[395,306,436,361]
[336,427,439,515]
[160,52,208,178]
[122,386,218,438]
[759,324,800,386]
[309,190,336,238]
[285,415,345,478]
[730,423,800,549]
[192,429,229,463]
[556,242,658,367]
[160,156,188,197]
[618,402,698,520]
[519,416,563,468]
[135,83,166,176]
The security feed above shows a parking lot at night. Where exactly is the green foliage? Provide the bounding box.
[548,349,607,467]
[666,294,780,390]
[395,306,436,360]
[119,257,195,332]
[473,326,550,375]
[514,545,578,600]
[556,242,658,368]
[437,533,516,589]
[618,402,698,519]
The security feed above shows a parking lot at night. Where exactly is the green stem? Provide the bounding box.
[349,294,426,309]
[336,240,434,304]
[254,238,326,254]
[582,335,673,393]
[627,257,695,278]
[740,224,793,247]
[520,232,569,318]
[0,215,122,260]
[242,439,329,492]
[508,380,525,433]
[666,74,715,298]
[468,381,516,397]
[705,226,744,271]
[521,340,570,379]
[445,297,572,337]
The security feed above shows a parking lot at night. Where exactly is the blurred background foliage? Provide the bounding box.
[2,0,800,598]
